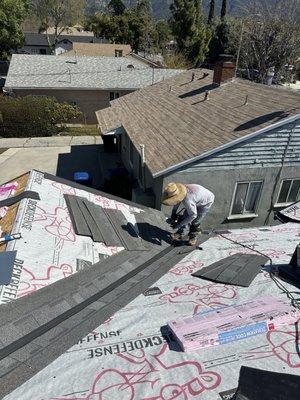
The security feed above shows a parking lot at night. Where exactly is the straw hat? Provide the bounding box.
[162,183,187,206]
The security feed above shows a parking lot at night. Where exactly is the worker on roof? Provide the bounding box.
[162,182,214,246]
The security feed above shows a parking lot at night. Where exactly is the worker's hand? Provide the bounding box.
[169,217,178,228]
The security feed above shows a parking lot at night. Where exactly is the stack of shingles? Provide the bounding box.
[64,195,149,250]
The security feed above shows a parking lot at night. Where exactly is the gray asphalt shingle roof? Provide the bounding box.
[5,54,183,91]
[24,32,103,46]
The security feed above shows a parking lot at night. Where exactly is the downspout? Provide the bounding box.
[140,144,145,191]
[264,119,298,225]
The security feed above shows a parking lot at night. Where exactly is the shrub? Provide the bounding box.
[0,95,82,137]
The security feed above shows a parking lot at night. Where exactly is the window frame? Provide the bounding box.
[115,49,123,57]
[109,92,120,102]
[275,178,300,206]
[229,180,263,219]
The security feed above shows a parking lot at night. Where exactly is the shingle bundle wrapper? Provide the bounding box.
[192,253,268,287]
[168,295,300,352]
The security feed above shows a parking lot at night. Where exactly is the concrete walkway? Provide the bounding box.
[0,135,101,148]
[0,136,103,184]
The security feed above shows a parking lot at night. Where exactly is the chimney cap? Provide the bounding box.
[218,54,234,62]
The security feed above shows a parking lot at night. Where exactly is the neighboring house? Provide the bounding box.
[4,54,183,123]
[58,43,164,68]
[56,42,133,57]
[96,60,300,229]
[18,33,107,55]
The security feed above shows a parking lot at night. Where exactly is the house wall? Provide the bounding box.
[19,45,51,55]
[55,41,73,55]
[12,89,133,124]
[154,118,300,229]
[161,165,299,230]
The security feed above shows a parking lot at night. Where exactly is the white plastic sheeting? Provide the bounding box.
[3,220,300,399]
[0,170,140,304]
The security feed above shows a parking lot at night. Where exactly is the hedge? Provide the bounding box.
[0,95,82,137]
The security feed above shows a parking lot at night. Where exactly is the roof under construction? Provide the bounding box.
[1,170,300,399]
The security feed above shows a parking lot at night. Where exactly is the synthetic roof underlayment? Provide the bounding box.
[1,171,300,399]
[96,69,300,176]
[4,55,183,91]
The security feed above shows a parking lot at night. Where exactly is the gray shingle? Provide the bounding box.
[5,54,183,90]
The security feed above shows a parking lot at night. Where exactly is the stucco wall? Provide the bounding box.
[13,89,132,124]
[159,165,300,230]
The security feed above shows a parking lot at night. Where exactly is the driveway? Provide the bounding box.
[0,136,103,185]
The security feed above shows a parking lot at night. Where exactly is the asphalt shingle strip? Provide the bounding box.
[76,198,104,242]
[83,200,121,246]
[0,191,40,208]
[192,253,268,287]
[235,366,300,400]
[64,195,91,237]
[104,208,147,251]
[0,251,17,285]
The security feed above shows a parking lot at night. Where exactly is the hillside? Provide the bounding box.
[85,1,269,20]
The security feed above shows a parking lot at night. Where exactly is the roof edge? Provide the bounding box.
[152,114,300,178]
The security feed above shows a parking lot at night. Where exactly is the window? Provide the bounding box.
[115,49,123,57]
[69,100,77,106]
[230,181,263,216]
[110,92,120,102]
[39,49,47,55]
[277,179,300,205]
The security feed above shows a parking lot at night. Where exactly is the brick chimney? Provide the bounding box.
[213,56,236,85]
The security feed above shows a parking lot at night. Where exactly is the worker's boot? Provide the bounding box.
[188,223,202,246]
[172,232,183,242]
[188,237,197,246]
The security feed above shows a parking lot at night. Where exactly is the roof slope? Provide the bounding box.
[96,69,300,176]
[0,170,199,397]
[2,214,300,399]
[5,54,183,91]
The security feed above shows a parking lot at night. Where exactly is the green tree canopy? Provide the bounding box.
[0,0,28,59]
[170,0,211,64]
[108,0,126,16]
[31,0,85,51]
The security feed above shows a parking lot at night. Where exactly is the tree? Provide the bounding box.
[220,0,227,20]
[31,0,85,52]
[0,0,28,59]
[155,20,172,51]
[85,13,115,40]
[207,20,231,63]
[170,0,211,64]
[136,0,151,16]
[229,0,300,83]
[108,0,126,16]
[207,0,215,24]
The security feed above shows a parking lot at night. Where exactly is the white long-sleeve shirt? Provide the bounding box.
[172,184,215,228]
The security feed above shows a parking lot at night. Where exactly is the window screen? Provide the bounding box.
[110,92,120,101]
[278,179,300,204]
[231,181,263,216]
